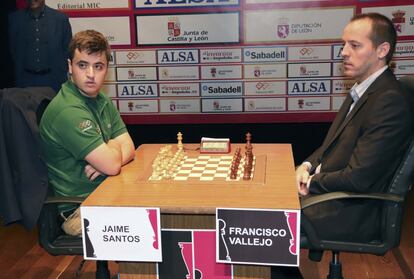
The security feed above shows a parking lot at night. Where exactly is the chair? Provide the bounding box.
[38,195,110,278]
[300,137,414,279]
[0,87,110,278]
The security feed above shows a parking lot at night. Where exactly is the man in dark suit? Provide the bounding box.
[296,13,414,242]
[8,0,72,92]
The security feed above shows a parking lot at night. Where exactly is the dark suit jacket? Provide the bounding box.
[0,87,55,230]
[302,69,414,242]
[8,5,72,92]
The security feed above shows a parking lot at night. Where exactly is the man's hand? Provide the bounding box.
[296,164,311,196]
[84,164,103,181]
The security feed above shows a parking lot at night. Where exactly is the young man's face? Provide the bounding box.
[68,49,108,98]
[341,18,388,83]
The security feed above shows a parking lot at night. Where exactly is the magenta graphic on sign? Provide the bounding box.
[147,209,159,249]
[159,230,232,279]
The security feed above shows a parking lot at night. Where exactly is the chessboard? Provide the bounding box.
[141,152,266,184]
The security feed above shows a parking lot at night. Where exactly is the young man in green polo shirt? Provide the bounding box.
[39,30,135,236]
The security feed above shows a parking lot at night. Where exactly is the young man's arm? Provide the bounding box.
[84,132,135,180]
[112,132,135,166]
[85,139,123,176]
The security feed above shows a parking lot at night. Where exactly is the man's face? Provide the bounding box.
[68,49,108,98]
[341,18,387,83]
[27,0,45,10]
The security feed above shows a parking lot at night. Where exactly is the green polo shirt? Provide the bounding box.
[39,81,127,211]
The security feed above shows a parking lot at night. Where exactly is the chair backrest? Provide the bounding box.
[0,87,55,229]
[381,138,414,250]
[388,140,414,196]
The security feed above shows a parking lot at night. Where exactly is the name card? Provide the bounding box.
[216,208,300,266]
[81,206,161,261]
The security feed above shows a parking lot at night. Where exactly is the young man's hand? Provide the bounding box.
[84,164,103,181]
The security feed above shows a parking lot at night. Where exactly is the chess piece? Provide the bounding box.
[177,132,183,150]
[246,132,252,146]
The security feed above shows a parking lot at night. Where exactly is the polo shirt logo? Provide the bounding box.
[79,120,93,132]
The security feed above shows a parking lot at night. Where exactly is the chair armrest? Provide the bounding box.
[301,191,404,210]
[44,196,85,205]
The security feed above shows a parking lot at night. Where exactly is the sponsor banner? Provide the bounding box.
[136,0,239,8]
[115,50,156,65]
[201,82,243,97]
[47,0,129,9]
[136,13,239,45]
[105,67,116,82]
[157,49,199,64]
[246,0,330,3]
[159,83,200,97]
[332,62,345,77]
[70,17,131,45]
[47,0,129,10]
[158,66,199,80]
[117,67,157,81]
[332,95,346,111]
[393,60,414,75]
[159,99,201,113]
[244,81,286,95]
[101,83,117,98]
[288,63,331,78]
[109,51,115,65]
[243,47,287,63]
[244,64,287,79]
[245,8,354,43]
[201,65,242,79]
[80,206,161,261]
[244,98,286,112]
[200,48,242,63]
[288,45,331,61]
[332,79,354,94]
[157,230,232,279]
[119,99,159,113]
[216,208,299,266]
[362,6,414,36]
[202,98,243,112]
[395,41,414,58]
[332,44,343,60]
[288,80,331,95]
[117,83,158,98]
[288,97,330,111]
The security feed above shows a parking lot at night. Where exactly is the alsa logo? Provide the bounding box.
[332,44,343,60]
[289,81,330,94]
[119,84,157,97]
[158,50,198,64]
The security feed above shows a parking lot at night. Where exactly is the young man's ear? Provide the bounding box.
[377,42,390,60]
[67,59,72,75]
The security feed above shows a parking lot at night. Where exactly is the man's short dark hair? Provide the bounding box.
[351,13,397,64]
[69,30,111,62]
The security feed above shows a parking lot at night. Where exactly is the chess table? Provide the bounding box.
[82,143,300,278]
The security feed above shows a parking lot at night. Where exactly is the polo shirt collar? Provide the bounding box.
[63,80,107,113]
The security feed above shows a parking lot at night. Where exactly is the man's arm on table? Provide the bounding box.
[85,132,135,180]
